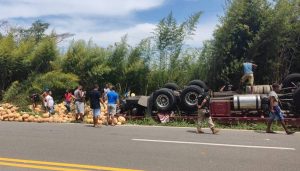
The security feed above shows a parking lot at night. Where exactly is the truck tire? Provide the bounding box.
[163,83,180,91]
[188,80,208,92]
[293,87,300,112]
[153,88,176,112]
[282,73,300,88]
[180,85,204,111]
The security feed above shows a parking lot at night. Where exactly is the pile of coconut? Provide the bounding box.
[0,102,126,125]
[83,103,126,125]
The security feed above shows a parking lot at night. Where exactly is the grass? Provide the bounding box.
[126,117,300,131]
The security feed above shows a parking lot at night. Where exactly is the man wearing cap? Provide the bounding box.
[196,91,220,134]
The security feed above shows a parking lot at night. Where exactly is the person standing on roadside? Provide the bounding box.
[45,90,55,115]
[103,83,111,101]
[89,84,105,127]
[240,60,257,94]
[107,86,119,126]
[196,90,220,134]
[41,88,49,112]
[74,85,85,122]
[266,83,295,135]
[29,92,40,109]
[64,89,74,113]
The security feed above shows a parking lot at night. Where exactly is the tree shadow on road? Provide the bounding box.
[84,125,94,127]
[186,130,211,134]
[254,130,278,134]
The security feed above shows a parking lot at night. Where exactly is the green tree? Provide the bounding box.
[149,11,202,89]
[207,0,270,88]
[19,20,50,42]
[61,40,111,89]
[29,37,58,73]
[248,0,300,83]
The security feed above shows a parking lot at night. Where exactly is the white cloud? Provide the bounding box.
[0,0,165,19]
[55,21,156,47]
[0,0,216,48]
[51,18,215,48]
[185,22,217,47]
[56,21,215,48]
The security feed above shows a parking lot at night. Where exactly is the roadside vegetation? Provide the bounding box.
[0,0,299,120]
[126,117,300,131]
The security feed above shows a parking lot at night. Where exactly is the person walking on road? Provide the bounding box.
[196,91,220,134]
[240,60,257,94]
[107,86,119,126]
[266,83,295,135]
[89,84,105,127]
[74,85,85,122]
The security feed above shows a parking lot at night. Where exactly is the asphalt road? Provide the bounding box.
[0,122,299,171]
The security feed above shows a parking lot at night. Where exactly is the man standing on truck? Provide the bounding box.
[240,60,257,94]
[266,83,295,135]
[197,91,220,134]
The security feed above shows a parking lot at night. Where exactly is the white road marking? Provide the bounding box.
[132,138,296,151]
[124,125,299,133]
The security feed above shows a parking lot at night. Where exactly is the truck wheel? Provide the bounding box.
[180,85,204,111]
[163,83,180,91]
[188,80,208,92]
[153,88,176,112]
[282,73,300,88]
[293,87,300,112]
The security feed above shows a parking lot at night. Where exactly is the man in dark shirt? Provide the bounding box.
[89,84,105,127]
[197,91,220,134]
[29,93,40,109]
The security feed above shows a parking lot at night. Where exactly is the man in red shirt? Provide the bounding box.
[64,89,74,113]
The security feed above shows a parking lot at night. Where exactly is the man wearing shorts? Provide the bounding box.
[45,90,55,115]
[74,85,85,122]
[107,86,119,126]
[240,61,257,94]
[266,83,294,134]
[89,84,105,127]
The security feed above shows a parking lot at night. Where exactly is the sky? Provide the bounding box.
[0,0,226,48]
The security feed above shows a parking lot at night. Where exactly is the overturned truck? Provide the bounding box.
[121,73,300,125]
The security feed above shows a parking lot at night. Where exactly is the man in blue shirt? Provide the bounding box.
[240,61,257,94]
[107,86,119,126]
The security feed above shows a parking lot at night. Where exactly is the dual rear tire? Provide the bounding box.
[153,80,207,112]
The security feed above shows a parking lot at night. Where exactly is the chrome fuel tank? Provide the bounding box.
[233,95,261,110]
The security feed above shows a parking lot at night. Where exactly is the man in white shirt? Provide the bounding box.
[266,83,294,134]
[45,90,54,115]
[74,85,85,121]
[103,83,111,101]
